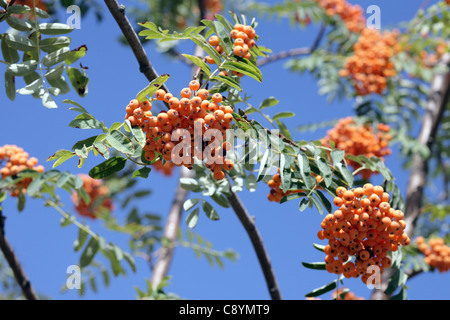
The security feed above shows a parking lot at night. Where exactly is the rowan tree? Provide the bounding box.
[0,0,449,301]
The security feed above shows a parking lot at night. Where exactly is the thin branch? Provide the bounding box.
[370,52,450,300]
[150,167,195,289]
[257,23,326,67]
[0,208,39,300]
[103,0,170,94]
[226,188,282,300]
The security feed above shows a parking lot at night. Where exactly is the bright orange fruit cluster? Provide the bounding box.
[0,144,44,197]
[317,184,410,285]
[71,174,113,219]
[153,159,175,176]
[315,0,366,33]
[320,117,392,180]
[206,23,257,77]
[339,28,400,96]
[417,236,450,273]
[267,168,323,203]
[332,288,365,300]
[204,0,223,20]
[125,81,235,181]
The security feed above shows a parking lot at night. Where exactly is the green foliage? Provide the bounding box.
[0,3,89,107]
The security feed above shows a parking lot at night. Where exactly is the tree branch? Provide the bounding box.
[150,167,195,289]
[0,208,39,300]
[103,0,170,94]
[226,189,282,300]
[257,23,326,67]
[370,52,450,300]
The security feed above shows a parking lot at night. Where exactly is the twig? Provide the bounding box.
[150,167,195,289]
[226,188,282,300]
[257,23,326,67]
[103,0,170,94]
[0,207,39,300]
[370,52,450,300]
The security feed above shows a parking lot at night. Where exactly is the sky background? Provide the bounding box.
[0,0,449,300]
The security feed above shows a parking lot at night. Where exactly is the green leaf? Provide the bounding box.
[69,114,102,130]
[273,112,295,121]
[132,167,151,179]
[304,277,343,298]
[74,227,89,252]
[298,153,312,190]
[47,149,76,168]
[302,261,326,270]
[259,97,279,110]
[211,75,242,91]
[16,78,42,96]
[336,163,354,187]
[66,66,89,97]
[63,99,88,113]
[317,157,332,187]
[222,60,263,82]
[125,120,146,147]
[280,154,291,191]
[4,72,16,101]
[136,74,170,102]
[299,197,309,212]
[331,150,345,164]
[6,5,32,14]
[214,20,233,53]
[183,198,201,212]
[180,178,201,191]
[42,47,70,67]
[1,35,20,64]
[210,192,230,208]
[17,190,25,212]
[42,91,58,109]
[203,201,220,221]
[40,37,71,53]
[245,174,257,192]
[6,16,34,32]
[5,33,36,51]
[89,157,127,179]
[186,207,200,229]
[315,190,332,214]
[123,251,136,273]
[257,148,272,182]
[79,237,99,268]
[38,23,74,35]
[46,76,70,95]
[106,130,135,154]
[181,54,211,76]
[313,243,326,252]
[280,192,306,204]
[65,46,87,65]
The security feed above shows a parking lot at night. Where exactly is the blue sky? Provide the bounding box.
[0,0,449,300]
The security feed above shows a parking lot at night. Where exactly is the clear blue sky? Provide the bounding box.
[0,0,449,300]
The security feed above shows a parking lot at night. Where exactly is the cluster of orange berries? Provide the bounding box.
[206,23,257,76]
[417,236,450,273]
[0,144,44,197]
[124,81,235,181]
[339,29,400,96]
[267,168,323,203]
[71,174,113,219]
[153,159,175,176]
[204,0,223,20]
[417,41,448,68]
[320,117,392,180]
[317,184,410,284]
[315,0,366,33]
[332,288,364,300]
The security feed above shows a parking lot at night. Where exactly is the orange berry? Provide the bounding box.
[155,89,166,101]
[189,80,200,91]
